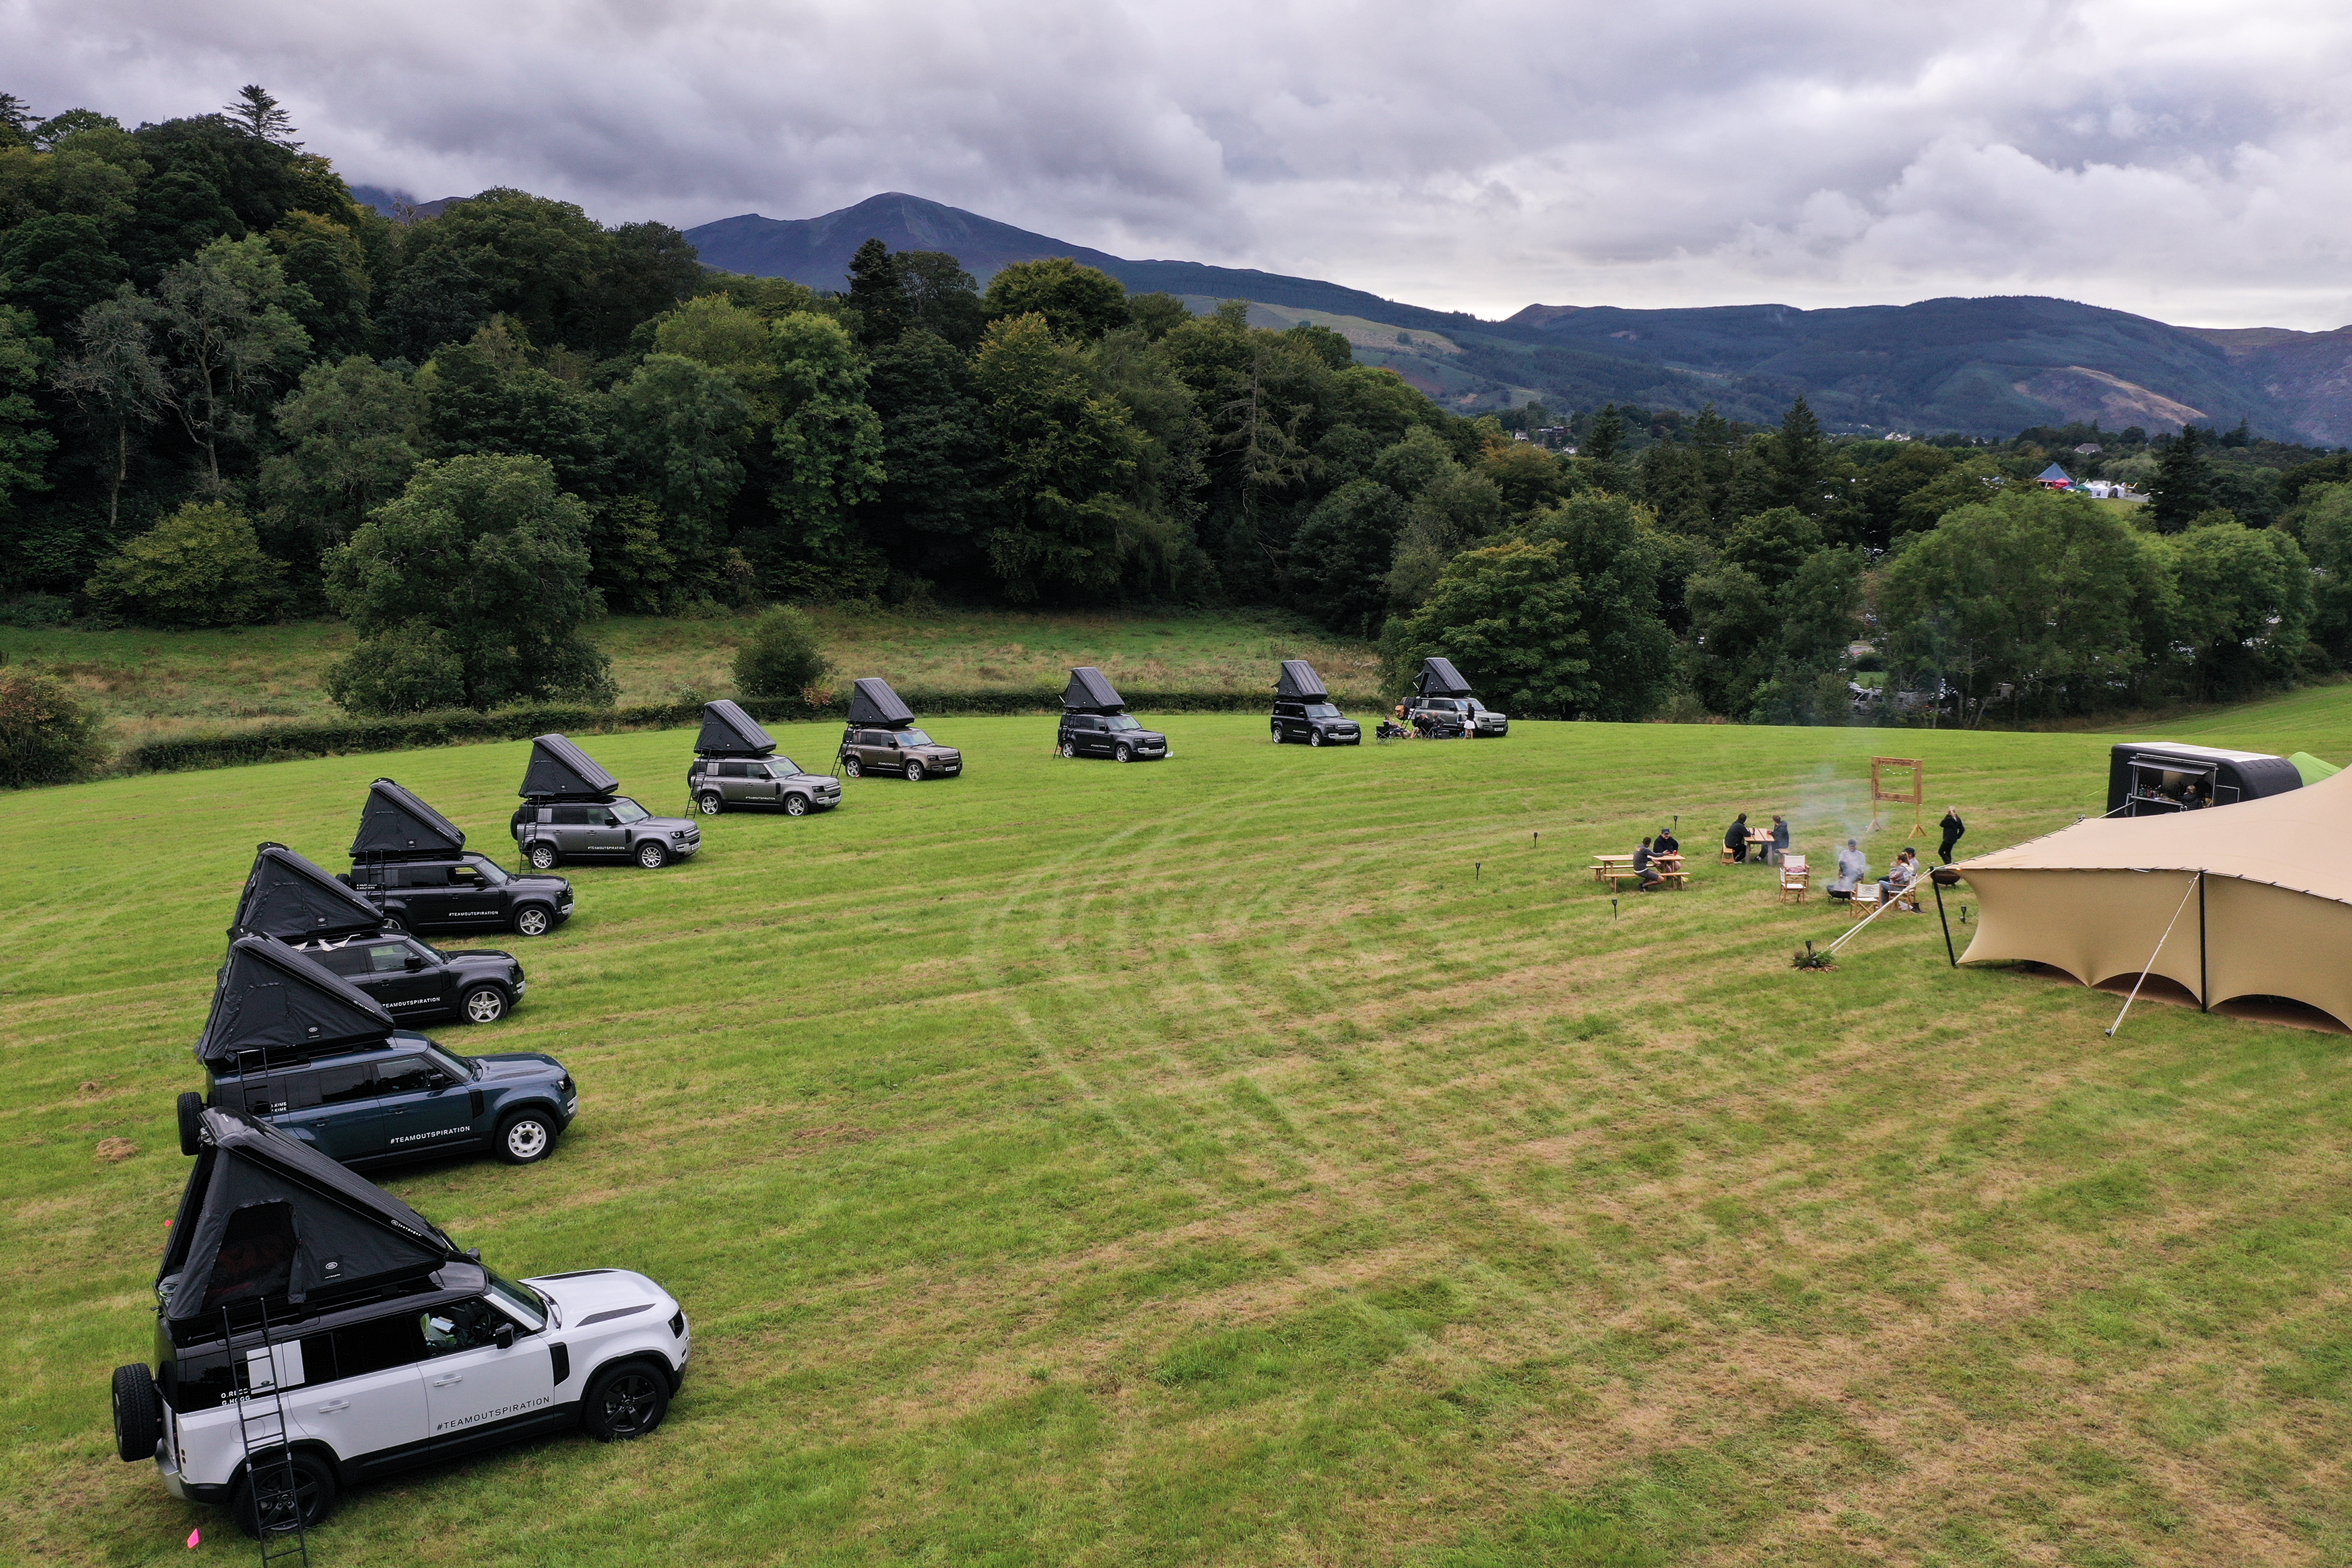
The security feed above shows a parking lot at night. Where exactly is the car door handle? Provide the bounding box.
[431,1375,463,1388]
[315,1400,350,1413]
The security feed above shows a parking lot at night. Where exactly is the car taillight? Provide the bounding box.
[669,1311,686,1337]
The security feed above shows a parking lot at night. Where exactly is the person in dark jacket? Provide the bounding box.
[1654,827,1679,857]
[1938,807,1966,864]
[1633,837,1661,889]
[1769,814,1791,866]
[1724,813,1750,862]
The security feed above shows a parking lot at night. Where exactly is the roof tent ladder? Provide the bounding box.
[2104,872,2203,1038]
[223,1299,312,1564]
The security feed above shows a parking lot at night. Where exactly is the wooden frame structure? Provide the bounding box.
[1870,756,1926,835]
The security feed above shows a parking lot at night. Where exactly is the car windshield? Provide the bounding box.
[426,1044,477,1082]
[486,1271,547,1331]
[609,798,651,824]
[770,758,802,777]
[1304,703,1341,718]
[462,855,510,885]
[1104,714,1144,731]
[1466,700,1488,713]
[894,729,933,747]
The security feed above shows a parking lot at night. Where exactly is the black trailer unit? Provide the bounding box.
[1270,660,1362,746]
[839,677,964,780]
[230,842,384,943]
[2105,741,2304,817]
[1058,667,1169,761]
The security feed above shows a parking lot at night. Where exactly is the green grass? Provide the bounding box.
[0,607,1379,751]
[7,699,2352,1566]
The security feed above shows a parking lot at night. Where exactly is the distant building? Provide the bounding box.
[2037,463,2074,489]
[2074,443,2103,454]
[1886,432,1913,443]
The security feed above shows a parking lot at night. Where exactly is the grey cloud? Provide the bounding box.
[11,0,2352,326]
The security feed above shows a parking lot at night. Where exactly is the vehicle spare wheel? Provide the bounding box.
[178,1091,205,1157]
[112,1363,161,1462]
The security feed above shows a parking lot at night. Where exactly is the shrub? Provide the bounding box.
[325,620,469,715]
[0,666,109,787]
[83,502,283,627]
[733,606,830,699]
[0,594,73,628]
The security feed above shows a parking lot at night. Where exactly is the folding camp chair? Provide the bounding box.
[1778,854,1810,904]
[1849,882,1882,912]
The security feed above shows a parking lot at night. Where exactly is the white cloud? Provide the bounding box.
[9,0,2352,326]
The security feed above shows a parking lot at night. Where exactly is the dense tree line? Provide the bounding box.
[4,86,2346,728]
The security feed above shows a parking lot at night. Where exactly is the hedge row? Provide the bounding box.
[112,688,1286,776]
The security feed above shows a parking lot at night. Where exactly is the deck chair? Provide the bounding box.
[1849,882,1882,912]
[1778,854,1810,904]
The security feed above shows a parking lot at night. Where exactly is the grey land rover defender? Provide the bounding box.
[838,677,963,780]
[509,734,701,870]
[687,700,843,816]
[1404,656,1509,737]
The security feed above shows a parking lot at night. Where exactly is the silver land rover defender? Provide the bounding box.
[686,700,843,817]
[507,734,701,868]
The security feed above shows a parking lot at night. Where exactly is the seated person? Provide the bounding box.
[1880,848,1919,905]
[1633,837,1661,889]
[1830,839,1869,897]
[1724,813,1750,862]
[1653,827,1679,858]
[1769,814,1792,866]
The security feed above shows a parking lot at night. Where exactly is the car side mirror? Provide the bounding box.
[404,955,426,971]
[493,1323,514,1350]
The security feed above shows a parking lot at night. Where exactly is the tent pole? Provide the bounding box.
[2197,870,2208,1012]
[2104,874,2202,1039]
[1934,880,1957,968]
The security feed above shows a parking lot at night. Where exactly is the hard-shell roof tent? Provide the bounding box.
[159,1105,463,1325]
[1414,657,1474,698]
[847,677,916,727]
[520,733,619,802]
[1064,667,1128,713]
[2038,463,2074,488]
[695,698,777,759]
[349,778,466,862]
[1953,763,2352,1033]
[2106,742,2303,818]
[195,934,396,1070]
[1274,660,1329,702]
[229,842,382,943]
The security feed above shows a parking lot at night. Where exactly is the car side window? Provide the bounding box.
[421,1297,503,1356]
[450,865,482,885]
[366,942,412,974]
[332,1311,426,1378]
[551,805,587,826]
[716,761,744,779]
[315,1063,377,1104]
[311,945,370,978]
[375,1059,437,1096]
[402,865,448,888]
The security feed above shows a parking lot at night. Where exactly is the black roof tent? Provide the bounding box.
[520,733,619,801]
[2104,741,2304,817]
[159,1105,462,1324]
[1064,667,1127,713]
[696,699,776,758]
[1414,657,1474,697]
[229,842,382,943]
[349,777,466,861]
[1275,660,1329,702]
[847,677,916,727]
[195,934,396,1069]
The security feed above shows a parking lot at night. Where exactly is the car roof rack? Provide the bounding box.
[349,778,466,862]
[159,1104,466,1326]
[1414,656,1474,697]
[694,699,777,758]
[1274,660,1330,702]
[846,677,917,727]
[1063,666,1127,713]
[230,842,384,943]
[195,934,397,1069]
[520,733,620,802]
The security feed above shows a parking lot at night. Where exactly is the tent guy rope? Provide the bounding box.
[2104,872,2202,1038]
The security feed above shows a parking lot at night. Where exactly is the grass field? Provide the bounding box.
[7,696,2352,1566]
[0,609,1379,750]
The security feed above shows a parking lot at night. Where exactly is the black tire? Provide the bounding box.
[527,841,560,871]
[636,840,669,869]
[232,1450,335,1538]
[177,1091,204,1157]
[112,1364,161,1463]
[904,759,923,781]
[1270,724,1284,744]
[842,755,861,778]
[496,1110,557,1165]
[582,1362,670,1442]
[1309,729,1324,748]
[1059,740,1077,758]
[783,793,810,817]
[1115,745,1134,763]
[460,985,509,1025]
[697,791,724,816]
[513,905,553,938]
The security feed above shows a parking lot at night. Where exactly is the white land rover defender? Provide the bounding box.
[111,1107,689,1537]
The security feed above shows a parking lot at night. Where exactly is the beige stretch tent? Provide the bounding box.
[1954,763,2352,1028]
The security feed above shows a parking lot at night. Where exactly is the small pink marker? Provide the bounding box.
[186,1526,201,1547]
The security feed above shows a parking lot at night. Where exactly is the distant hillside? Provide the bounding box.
[667,192,2352,442]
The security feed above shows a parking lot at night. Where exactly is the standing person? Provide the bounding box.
[1723,813,1750,863]
[1769,814,1791,867]
[1938,807,1966,864]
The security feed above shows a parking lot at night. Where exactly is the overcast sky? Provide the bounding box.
[12,0,2352,329]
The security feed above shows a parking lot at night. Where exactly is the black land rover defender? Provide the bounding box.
[837,677,963,780]
[1269,658,1362,746]
[508,734,701,869]
[1058,667,1168,761]
[1404,656,1509,737]
[342,778,573,937]
[230,841,526,1025]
